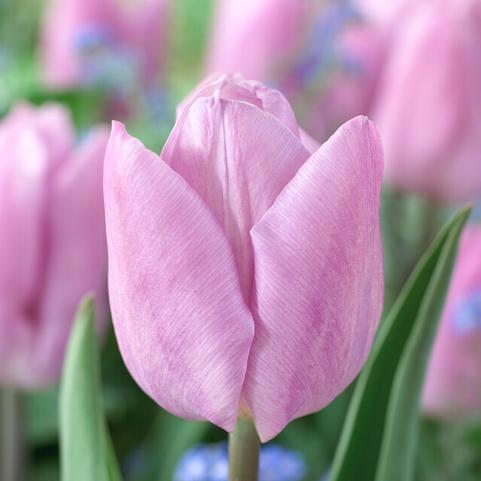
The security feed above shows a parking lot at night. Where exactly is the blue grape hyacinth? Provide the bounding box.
[174,442,306,481]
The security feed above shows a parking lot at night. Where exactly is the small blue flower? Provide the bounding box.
[174,444,228,481]
[453,290,481,335]
[293,1,361,87]
[73,23,115,51]
[173,442,307,481]
[260,444,306,481]
[72,23,141,92]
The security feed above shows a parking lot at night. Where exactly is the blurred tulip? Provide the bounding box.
[371,1,481,202]
[423,226,481,418]
[0,103,108,389]
[207,0,385,139]
[104,74,384,442]
[40,0,169,90]
[207,0,311,81]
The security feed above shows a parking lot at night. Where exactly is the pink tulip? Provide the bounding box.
[423,226,481,418]
[371,1,481,202]
[0,103,108,389]
[207,0,311,81]
[40,0,169,89]
[104,74,384,442]
[207,1,385,140]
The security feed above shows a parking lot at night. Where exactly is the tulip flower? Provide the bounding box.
[0,103,108,389]
[423,226,481,418]
[207,0,385,140]
[104,74,384,442]
[207,0,311,81]
[40,0,169,89]
[371,1,481,202]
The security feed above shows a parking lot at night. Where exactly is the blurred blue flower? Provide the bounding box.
[174,444,228,481]
[259,444,306,481]
[293,1,361,87]
[174,442,306,481]
[453,291,481,335]
[73,23,139,93]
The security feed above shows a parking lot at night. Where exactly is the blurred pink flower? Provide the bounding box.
[207,0,385,140]
[40,0,169,89]
[104,74,384,442]
[423,226,481,418]
[370,1,481,202]
[0,103,108,389]
[207,0,311,81]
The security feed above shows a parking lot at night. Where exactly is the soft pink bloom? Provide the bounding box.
[104,74,384,442]
[207,1,385,140]
[423,226,481,418]
[371,1,481,202]
[0,103,108,389]
[40,0,169,89]
[207,0,311,81]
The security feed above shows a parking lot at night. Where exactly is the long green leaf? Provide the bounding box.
[375,211,469,481]
[329,207,471,481]
[60,296,122,481]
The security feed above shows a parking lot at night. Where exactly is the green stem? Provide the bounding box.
[1,389,24,481]
[228,418,260,481]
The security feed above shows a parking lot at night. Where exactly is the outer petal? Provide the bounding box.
[105,122,254,431]
[245,116,384,441]
[162,97,309,300]
[32,127,109,387]
[0,117,51,387]
[0,114,50,311]
[423,227,481,417]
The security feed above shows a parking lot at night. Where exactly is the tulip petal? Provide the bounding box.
[105,122,254,431]
[207,0,310,80]
[163,97,310,300]
[245,116,384,441]
[33,127,109,386]
[0,116,50,319]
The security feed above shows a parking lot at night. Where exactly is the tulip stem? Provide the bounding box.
[228,417,260,481]
[1,389,24,481]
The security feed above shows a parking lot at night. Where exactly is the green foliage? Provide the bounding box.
[60,296,122,481]
[330,207,471,481]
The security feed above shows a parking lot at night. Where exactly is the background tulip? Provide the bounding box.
[40,0,169,90]
[207,0,385,140]
[370,0,481,202]
[423,226,481,418]
[0,103,108,389]
[104,74,384,442]
[207,0,311,81]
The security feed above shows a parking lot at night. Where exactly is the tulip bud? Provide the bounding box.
[104,74,384,441]
[423,226,481,418]
[372,1,481,202]
[0,103,108,389]
[40,0,169,89]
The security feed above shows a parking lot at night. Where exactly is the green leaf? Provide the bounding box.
[151,415,210,481]
[60,296,122,481]
[329,206,471,481]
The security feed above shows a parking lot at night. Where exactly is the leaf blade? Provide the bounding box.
[60,296,122,481]
[329,207,471,481]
